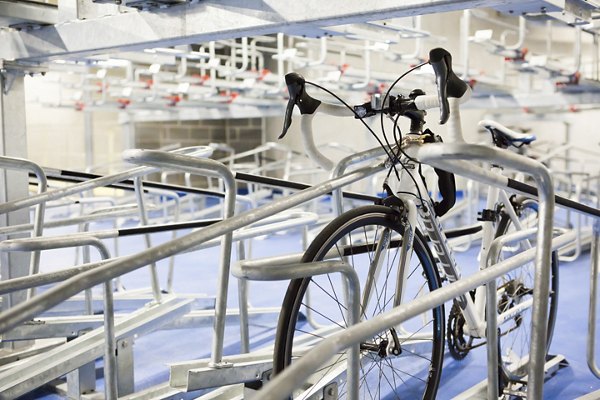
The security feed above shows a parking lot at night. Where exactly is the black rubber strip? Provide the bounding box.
[32,171,226,198]
[445,224,483,239]
[508,178,600,218]
[37,169,378,202]
[118,219,221,236]
[235,172,379,202]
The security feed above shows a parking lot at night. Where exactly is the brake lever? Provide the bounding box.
[428,48,469,125]
[279,72,321,139]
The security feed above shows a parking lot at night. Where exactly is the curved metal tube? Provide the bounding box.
[501,16,526,51]
[123,149,236,366]
[0,146,212,216]
[234,259,360,400]
[0,156,48,299]
[331,145,389,215]
[0,236,117,400]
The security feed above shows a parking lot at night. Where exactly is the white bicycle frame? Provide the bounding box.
[394,153,535,338]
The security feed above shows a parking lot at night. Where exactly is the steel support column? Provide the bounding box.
[0,73,30,309]
[0,72,31,350]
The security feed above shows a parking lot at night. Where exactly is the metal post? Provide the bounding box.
[133,177,162,303]
[237,240,250,353]
[486,278,499,399]
[587,175,600,378]
[103,279,118,400]
[0,71,31,354]
[83,110,94,169]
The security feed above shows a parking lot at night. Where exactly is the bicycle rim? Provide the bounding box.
[273,205,444,399]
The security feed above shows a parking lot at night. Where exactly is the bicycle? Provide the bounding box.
[272,48,558,399]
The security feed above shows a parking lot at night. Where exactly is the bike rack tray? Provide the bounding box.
[0,296,193,398]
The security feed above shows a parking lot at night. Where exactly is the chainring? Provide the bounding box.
[447,301,474,360]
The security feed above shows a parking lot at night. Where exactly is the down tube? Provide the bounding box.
[417,194,481,330]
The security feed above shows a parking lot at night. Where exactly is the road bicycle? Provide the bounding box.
[271,48,558,399]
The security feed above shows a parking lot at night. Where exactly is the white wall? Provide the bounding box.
[24,74,123,172]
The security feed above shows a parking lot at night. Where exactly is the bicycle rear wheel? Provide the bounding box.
[273,205,444,399]
[495,197,559,391]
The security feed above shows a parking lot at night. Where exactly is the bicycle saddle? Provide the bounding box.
[478,120,536,148]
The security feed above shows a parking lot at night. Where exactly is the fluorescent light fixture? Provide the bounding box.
[177,82,190,93]
[473,29,494,42]
[121,87,133,97]
[149,63,161,74]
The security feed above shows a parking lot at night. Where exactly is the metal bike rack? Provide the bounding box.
[0,235,118,399]
[454,228,572,399]
[123,149,238,366]
[0,157,383,397]
[232,256,360,400]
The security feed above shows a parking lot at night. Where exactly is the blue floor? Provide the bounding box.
[24,218,600,398]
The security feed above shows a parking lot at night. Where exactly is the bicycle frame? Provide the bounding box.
[388,145,536,339]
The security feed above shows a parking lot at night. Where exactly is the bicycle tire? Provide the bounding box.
[273,205,445,399]
[495,197,559,389]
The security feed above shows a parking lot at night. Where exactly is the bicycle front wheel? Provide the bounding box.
[273,205,444,399]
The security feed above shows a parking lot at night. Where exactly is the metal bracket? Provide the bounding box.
[0,70,16,96]
[565,0,595,22]
[0,60,47,95]
[124,0,199,10]
[477,208,498,222]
